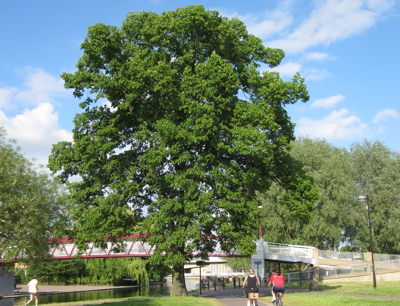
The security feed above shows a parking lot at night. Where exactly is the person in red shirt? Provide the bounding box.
[268,268,285,303]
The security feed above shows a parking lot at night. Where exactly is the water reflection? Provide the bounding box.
[1,284,171,306]
[1,278,205,306]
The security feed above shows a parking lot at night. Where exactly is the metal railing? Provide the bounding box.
[375,254,400,271]
[318,250,364,261]
[319,263,368,278]
[283,271,314,283]
[264,242,315,259]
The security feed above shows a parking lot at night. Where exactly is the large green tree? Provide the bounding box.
[0,127,70,262]
[49,6,314,295]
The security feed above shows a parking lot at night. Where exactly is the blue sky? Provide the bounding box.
[1,0,399,166]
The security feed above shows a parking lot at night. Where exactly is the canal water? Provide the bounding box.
[1,278,201,306]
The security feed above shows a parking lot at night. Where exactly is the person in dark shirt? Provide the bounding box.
[243,269,261,306]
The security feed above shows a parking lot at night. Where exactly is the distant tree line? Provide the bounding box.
[14,257,172,286]
[259,137,400,255]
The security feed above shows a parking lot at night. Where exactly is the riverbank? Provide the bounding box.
[9,284,136,298]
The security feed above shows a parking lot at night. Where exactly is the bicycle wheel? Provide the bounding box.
[276,294,283,306]
[195,283,200,290]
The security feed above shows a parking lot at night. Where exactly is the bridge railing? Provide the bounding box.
[319,263,368,278]
[318,250,364,261]
[49,238,243,259]
[264,242,315,259]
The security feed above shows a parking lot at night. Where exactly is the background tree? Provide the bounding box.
[260,137,400,254]
[225,257,251,272]
[0,127,70,262]
[49,5,315,296]
[18,257,148,286]
[350,140,400,254]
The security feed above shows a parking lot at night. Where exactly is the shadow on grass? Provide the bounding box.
[318,284,342,291]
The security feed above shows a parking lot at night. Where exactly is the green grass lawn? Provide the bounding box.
[43,281,400,306]
[317,281,400,296]
[258,281,400,306]
[45,296,223,306]
[278,294,400,305]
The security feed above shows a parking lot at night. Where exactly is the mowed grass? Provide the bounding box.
[278,294,400,305]
[43,281,400,306]
[318,281,400,296]
[260,281,400,306]
[44,296,223,306]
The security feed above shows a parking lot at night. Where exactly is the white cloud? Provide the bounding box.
[0,102,72,166]
[303,52,335,61]
[0,67,72,167]
[296,108,367,141]
[311,94,345,108]
[217,1,294,39]
[304,68,331,81]
[266,0,395,53]
[246,7,293,39]
[373,109,399,123]
[269,61,302,77]
[0,87,18,108]
[14,67,68,105]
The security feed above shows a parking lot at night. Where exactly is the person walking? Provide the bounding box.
[26,275,39,306]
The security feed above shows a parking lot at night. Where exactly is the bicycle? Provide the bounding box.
[275,292,283,306]
[247,292,259,306]
[195,281,209,291]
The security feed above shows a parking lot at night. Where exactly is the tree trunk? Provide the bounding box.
[170,263,188,296]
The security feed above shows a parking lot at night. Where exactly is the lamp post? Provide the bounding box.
[257,205,263,239]
[358,195,377,289]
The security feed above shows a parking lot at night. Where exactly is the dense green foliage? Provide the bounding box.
[225,258,251,272]
[259,137,400,254]
[16,258,150,286]
[49,5,315,295]
[350,141,400,254]
[0,127,70,262]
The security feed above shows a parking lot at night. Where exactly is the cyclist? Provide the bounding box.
[243,268,261,306]
[268,268,285,304]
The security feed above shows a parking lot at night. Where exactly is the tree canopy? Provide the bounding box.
[0,127,69,262]
[49,5,315,295]
[259,137,400,255]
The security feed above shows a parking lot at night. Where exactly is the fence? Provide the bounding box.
[374,254,400,271]
[283,271,314,283]
[318,250,364,261]
[264,242,314,260]
[318,263,368,278]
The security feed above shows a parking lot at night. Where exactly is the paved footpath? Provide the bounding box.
[191,286,269,306]
[190,286,307,306]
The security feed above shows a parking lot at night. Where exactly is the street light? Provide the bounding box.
[257,205,263,239]
[358,195,377,289]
